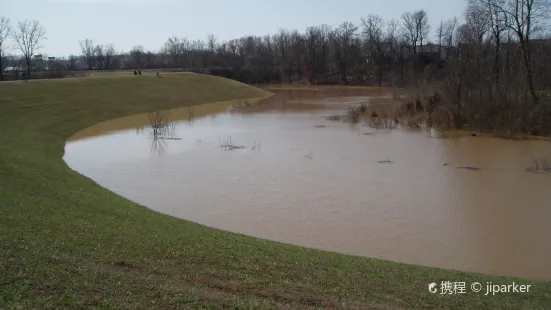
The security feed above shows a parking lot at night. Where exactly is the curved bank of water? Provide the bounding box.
[64,86,551,281]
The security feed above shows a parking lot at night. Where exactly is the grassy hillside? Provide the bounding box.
[0,73,549,309]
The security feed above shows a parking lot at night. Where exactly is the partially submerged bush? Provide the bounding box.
[249,141,261,151]
[219,136,246,151]
[148,111,178,139]
[528,155,551,173]
[347,106,361,123]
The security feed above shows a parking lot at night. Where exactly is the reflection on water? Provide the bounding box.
[64,87,551,280]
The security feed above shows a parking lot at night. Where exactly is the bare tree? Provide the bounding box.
[290,30,305,80]
[436,21,445,57]
[145,50,156,68]
[506,0,551,105]
[11,20,46,79]
[386,19,398,52]
[130,45,145,68]
[384,19,399,75]
[331,22,359,84]
[162,36,189,66]
[305,26,322,83]
[414,10,431,51]
[207,33,217,66]
[94,44,105,70]
[0,17,11,80]
[486,0,509,87]
[304,25,332,83]
[274,29,293,82]
[463,3,491,44]
[189,39,205,67]
[469,0,509,92]
[104,44,116,69]
[442,18,459,58]
[362,14,385,85]
[79,39,95,70]
[207,33,217,53]
[401,10,430,54]
[259,35,275,74]
[67,55,77,70]
[111,53,122,69]
[162,36,180,65]
[401,12,419,54]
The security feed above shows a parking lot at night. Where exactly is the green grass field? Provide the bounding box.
[0,72,550,309]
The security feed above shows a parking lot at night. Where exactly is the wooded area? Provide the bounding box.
[1,0,550,135]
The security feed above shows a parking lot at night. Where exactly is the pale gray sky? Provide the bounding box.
[4,0,467,57]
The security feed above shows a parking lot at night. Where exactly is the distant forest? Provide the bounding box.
[1,0,551,135]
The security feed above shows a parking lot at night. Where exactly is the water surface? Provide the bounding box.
[64,87,551,280]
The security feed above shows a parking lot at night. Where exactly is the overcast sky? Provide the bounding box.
[4,0,467,57]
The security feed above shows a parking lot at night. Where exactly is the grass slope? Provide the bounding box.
[0,73,549,309]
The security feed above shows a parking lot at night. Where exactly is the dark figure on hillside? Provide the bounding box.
[138,71,142,75]
[156,70,160,77]
[133,70,137,76]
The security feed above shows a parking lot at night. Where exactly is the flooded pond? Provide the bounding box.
[64,86,551,281]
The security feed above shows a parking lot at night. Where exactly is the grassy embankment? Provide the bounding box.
[0,72,550,309]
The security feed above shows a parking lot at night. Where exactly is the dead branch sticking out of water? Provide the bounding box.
[377,159,393,164]
[167,122,178,139]
[149,111,168,133]
[148,111,180,139]
[346,104,366,123]
[249,141,261,151]
[347,107,361,123]
[219,137,246,151]
[527,156,551,173]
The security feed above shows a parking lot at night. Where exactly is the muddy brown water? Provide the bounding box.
[64,87,551,281]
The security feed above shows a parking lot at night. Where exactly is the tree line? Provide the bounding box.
[75,0,551,135]
[1,0,550,135]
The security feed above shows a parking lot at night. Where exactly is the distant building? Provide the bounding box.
[4,66,22,72]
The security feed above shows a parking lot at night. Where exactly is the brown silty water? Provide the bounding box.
[64,86,551,281]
